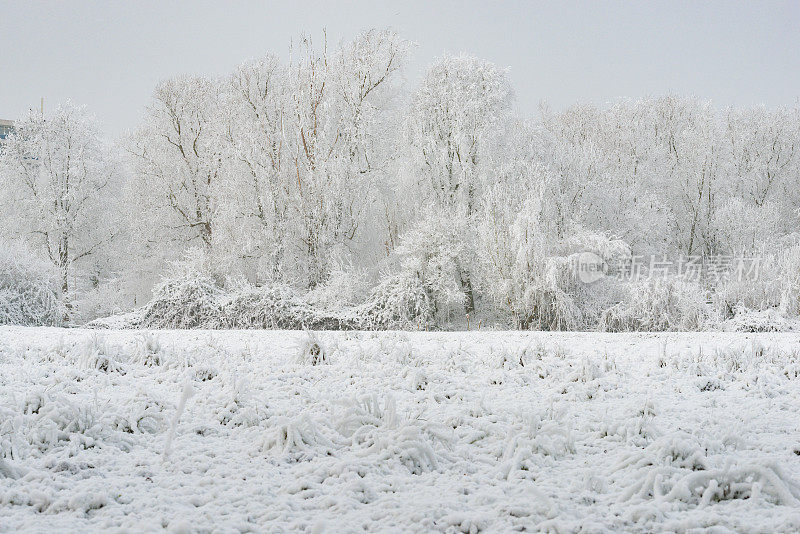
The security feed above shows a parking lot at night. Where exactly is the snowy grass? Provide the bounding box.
[1,328,799,532]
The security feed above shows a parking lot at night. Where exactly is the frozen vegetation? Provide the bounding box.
[2,29,800,331]
[2,327,799,532]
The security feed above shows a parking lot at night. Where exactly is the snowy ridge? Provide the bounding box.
[1,328,799,532]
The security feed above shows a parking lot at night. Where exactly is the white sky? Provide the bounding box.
[2,0,799,138]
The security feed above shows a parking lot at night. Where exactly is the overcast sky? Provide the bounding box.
[2,1,799,137]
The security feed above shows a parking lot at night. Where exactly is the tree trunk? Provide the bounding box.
[60,234,71,323]
[461,269,475,314]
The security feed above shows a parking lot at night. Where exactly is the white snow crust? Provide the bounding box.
[1,327,799,532]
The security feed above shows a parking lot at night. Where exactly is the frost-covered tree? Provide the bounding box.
[217,30,408,287]
[216,53,292,281]
[725,106,799,235]
[0,102,119,311]
[404,54,513,312]
[127,76,224,252]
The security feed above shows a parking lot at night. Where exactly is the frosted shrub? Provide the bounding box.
[359,217,466,329]
[600,277,710,332]
[516,256,585,330]
[479,200,623,330]
[0,241,63,327]
[219,284,301,329]
[572,274,627,329]
[306,261,369,309]
[481,197,633,330]
[713,242,800,322]
[139,273,224,329]
[553,232,630,328]
[359,271,436,329]
[721,306,794,333]
[134,246,358,329]
[711,246,782,317]
[136,272,358,330]
[778,244,800,316]
[69,277,130,326]
[220,282,355,330]
[713,198,781,256]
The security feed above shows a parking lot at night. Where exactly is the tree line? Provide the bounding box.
[2,29,799,329]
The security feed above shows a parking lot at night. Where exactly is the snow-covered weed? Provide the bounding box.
[613,432,710,475]
[598,401,662,446]
[215,397,261,428]
[498,413,576,479]
[295,331,328,365]
[75,334,125,373]
[2,391,120,458]
[261,414,337,457]
[110,396,166,435]
[667,340,797,386]
[2,329,799,531]
[619,461,800,508]
[337,394,448,474]
[133,332,163,366]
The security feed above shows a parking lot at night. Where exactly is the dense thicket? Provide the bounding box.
[0,242,63,327]
[1,29,799,330]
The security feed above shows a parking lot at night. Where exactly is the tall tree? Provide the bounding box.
[218,30,408,287]
[0,101,119,310]
[404,54,513,312]
[128,76,223,252]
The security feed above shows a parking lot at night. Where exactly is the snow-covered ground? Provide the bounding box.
[1,327,799,533]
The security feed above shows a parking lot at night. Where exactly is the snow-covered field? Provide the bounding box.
[1,327,799,533]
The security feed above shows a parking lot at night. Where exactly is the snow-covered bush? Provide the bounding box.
[358,271,435,329]
[305,260,370,310]
[499,239,624,331]
[359,217,466,329]
[0,241,63,327]
[557,231,630,328]
[220,283,355,330]
[480,196,585,330]
[398,217,469,317]
[560,229,631,264]
[709,239,787,318]
[713,242,800,324]
[136,270,358,330]
[714,266,783,318]
[478,187,631,330]
[600,276,710,331]
[515,256,585,330]
[722,307,796,332]
[778,243,800,317]
[69,277,131,326]
[713,198,782,256]
[139,273,224,329]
